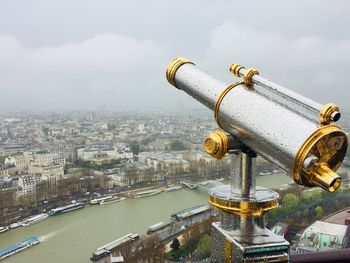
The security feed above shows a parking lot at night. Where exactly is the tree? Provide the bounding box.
[302,191,321,203]
[187,223,201,258]
[130,141,140,155]
[107,123,116,131]
[19,196,33,208]
[0,156,6,164]
[42,127,50,135]
[170,140,186,151]
[170,238,180,251]
[315,206,324,219]
[0,188,16,210]
[197,234,211,259]
[282,193,299,210]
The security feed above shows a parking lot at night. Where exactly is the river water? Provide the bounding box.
[0,173,291,263]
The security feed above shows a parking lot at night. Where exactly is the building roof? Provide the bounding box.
[323,207,350,225]
[0,181,13,189]
[298,220,348,251]
[306,221,347,239]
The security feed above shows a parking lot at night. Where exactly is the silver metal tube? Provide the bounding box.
[241,153,255,198]
[231,151,256,198]
[237,67,322,123]
[240,216,254,238]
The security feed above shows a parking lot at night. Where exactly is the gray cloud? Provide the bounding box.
[0,0,349,111]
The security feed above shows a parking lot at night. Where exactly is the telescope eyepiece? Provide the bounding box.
[309,163,342,192]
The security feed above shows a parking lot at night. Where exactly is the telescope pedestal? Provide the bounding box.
[210,221,289,263]
[209,151,290,263]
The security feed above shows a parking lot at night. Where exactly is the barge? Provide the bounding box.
[49,202,85,216]
[0,236,40,261]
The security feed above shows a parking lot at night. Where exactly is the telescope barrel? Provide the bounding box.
[230,65,340,124]
[166,58,348,192]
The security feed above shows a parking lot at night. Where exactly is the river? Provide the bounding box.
[0,173,291,263]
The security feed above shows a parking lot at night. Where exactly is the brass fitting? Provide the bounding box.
[204,130,229,159]
[229,64,244,77]
[243,68,259,87]
[214,82,243,130]
[208,195,278,217]
[166,57,194,89]
[294,125,348,192]
[320,103,341,125]
[309,163,342,192]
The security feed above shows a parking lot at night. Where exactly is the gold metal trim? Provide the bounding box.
[166,57,194,89]
[229,64,245,77]
[214,82,244,130]
[320,103,340,125]
[293,125,348,191]
[243,68,259,87]
[227,123,251,138]
[224,238,232,263]
[204,130,229,160]
[208,195,278,217]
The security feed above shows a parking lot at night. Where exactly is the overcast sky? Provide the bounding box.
[0,0,349,112]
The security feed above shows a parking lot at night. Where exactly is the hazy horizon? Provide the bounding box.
[0,0,349,111]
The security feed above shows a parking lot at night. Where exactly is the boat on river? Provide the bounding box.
[9,222,21,229]
[132,189,161,198]
[0,227,8,234]
[21,213,49,226]
[0,236,40,261]
[49,202,85,216]
[147,221,170,234]
[90,196,112,205]
[164,186,182,192]
[91,233,140,261]
[171,205,211,220]
[99,196,125,205]
[259,172,272,176]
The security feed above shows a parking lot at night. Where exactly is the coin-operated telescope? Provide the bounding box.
[166,58,348,263]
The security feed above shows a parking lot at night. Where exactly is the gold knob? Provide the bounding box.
[204,131,229,159]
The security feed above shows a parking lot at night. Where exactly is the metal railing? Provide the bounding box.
[290,248,350,262]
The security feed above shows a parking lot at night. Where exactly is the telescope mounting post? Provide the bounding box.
[206,132,290,262]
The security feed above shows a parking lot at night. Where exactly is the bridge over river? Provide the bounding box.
[181,180,224,190]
